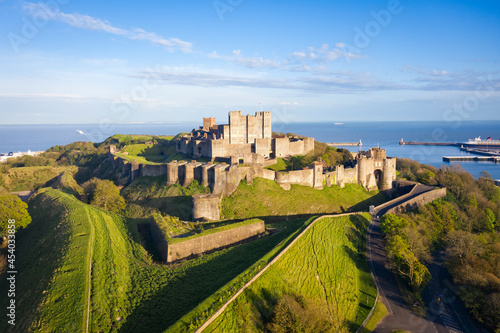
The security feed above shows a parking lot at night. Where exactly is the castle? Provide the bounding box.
[109,110,397,221]
[176,111,315,160]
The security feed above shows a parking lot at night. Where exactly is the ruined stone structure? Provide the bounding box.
[176,111,314,160]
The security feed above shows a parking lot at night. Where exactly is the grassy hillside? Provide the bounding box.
[206,214,376,332]
[0,165,78,191]
[222,178,387,219]
[0,188,147,333]
[122,176,210,219]
[0,188,314,333]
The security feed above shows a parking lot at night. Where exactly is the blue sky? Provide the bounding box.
[0,0,499,124]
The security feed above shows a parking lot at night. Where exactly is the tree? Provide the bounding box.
[380,214,409,236]
[0,187,32,237]
[386,235,430,291]
[82,178,126,213]
[446,230,484,265]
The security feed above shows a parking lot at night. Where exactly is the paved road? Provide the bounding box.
[423,252,486,333]
[369,185,484,333]
[10,190,35,202]
[368,216,438,333]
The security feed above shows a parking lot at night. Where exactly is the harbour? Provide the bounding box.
[443,156,500,163]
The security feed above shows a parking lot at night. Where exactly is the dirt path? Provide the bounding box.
[196,212,361,333]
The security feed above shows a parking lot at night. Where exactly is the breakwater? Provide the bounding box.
[443,156,500,163]
[399,141,458,146]
[327,142,362,146]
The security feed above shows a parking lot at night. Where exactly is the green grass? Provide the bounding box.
[165,217,315,332]
[168,218,263,244]
[205,214,377,332]
[222,177,388,219]
[359,300,388,333]
[0,165,78,191]
[111,134,174,144]
[0,188,145,332]
[122,177,211,220]
[265,158,288,172]
[0,188,313,333]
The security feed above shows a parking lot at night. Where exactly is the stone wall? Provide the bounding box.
[192,194,221,221]
[386,188,447,215]
[166,220,265,262]
[276,169,313,190]
[110,146,397,220]
[150,217,169,262]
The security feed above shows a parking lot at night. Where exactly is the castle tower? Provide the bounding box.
[380,159,395,191]
[357,156,367,188]
[203,117,216,131]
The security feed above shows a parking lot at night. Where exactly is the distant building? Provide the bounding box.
[176,111,314,160]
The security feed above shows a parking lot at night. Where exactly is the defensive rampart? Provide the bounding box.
[166,220,265,262]
[385,188,447,215]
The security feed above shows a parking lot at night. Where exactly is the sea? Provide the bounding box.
[1,121,499,180]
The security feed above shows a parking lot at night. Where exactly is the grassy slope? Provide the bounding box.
[222,178,388,219]
[0,165,78,191]
[115,144,178,165]
[265,158,288,172]
[122,176,210,220]
[0,188,313,333]
[0,189,146,333]
[206,214,377,332]
[164,217,314,333]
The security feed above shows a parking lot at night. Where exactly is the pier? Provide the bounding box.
[443,156,500,163]
[399,141,458,146]
[327,141,362,147]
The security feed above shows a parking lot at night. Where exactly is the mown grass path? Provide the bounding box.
[85,209,94,333]
[196,212,362,332]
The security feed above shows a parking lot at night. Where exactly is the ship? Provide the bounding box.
[461,137,500,149]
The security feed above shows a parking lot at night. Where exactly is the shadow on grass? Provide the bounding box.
[132,196,193,220]
[117,217,310,333]
[349,191,389,212]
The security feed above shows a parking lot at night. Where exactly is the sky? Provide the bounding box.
[0,0,499,124]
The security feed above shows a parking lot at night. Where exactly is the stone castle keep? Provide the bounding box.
[176,111,315,160]
[109,111,397,221]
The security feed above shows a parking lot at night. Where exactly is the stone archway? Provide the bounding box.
[374,169,383,189]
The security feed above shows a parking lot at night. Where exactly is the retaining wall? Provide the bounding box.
[167,220,265,262]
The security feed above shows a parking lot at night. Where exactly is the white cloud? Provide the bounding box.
[290,43,363,64]
[81,58,127,66]
[0,92,89,100]
[292,52,307,59]
[278,101,299,105]
[207,50,284,69]
[23,3,192,52]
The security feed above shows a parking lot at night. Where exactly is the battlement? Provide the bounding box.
[176,111,313,160]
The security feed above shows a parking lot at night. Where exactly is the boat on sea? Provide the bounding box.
[334,122,344,125]
[461,137,500,149]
